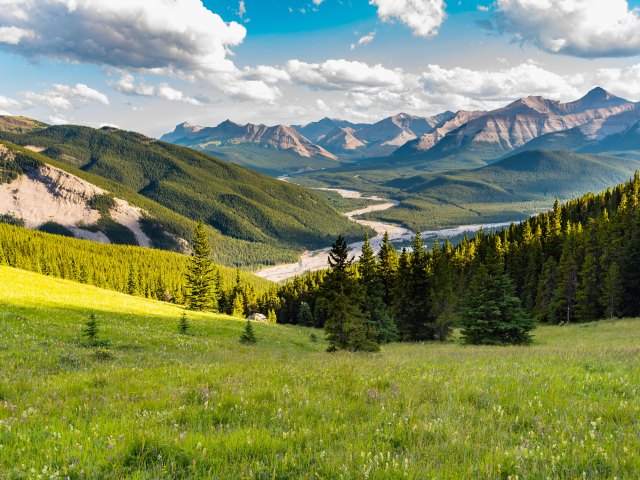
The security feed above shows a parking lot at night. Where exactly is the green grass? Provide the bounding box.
[1,265,639,478]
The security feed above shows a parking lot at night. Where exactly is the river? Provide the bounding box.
[256,188,511,282]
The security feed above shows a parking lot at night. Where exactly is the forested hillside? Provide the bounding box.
[0,124,368,266]
[260,174,640,342]
[0,223,272,310]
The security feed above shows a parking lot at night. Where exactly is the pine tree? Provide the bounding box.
[391,248,412,340]
[377,231,398,305]
[185,222,217,312]
[267,309,277,324]
[534,256,557,322]
[126,267,138,296]
[83,313,100,347]
[407,231,433,340]
[428,241,456,341]
[296,301,314,327]
[358,234,397,343]
[551,229,579,323]
[178,311,190,335]
[602,263,623,319]
[240,320,257,344]
[320,236,377,352]
[460,246,535,345]
[232,293,245,318]
[575,253,600,322]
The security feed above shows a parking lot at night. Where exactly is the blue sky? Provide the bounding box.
[1,0,640,136]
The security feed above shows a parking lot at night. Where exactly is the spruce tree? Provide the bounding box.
[267,309,277,324]
[296,301,314,327]
[232,293,245,318]
[575,253,600,322]
[377,231,398,305]
[407,231,433,340]
[126,267,138,296]
[460,244,535,345]
[178,311,190,335]
[602,263,623,319]
[185,222,217,312]
[240,320,257,344]
[358,234,397,343]
[320,236,377,352]
[83,313,100,347]
[428,241,456,341]
[551,228,579,323]
[391,248,412,340]
[534,256,557,322]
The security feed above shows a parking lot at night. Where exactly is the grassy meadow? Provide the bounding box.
[0,265,639,479]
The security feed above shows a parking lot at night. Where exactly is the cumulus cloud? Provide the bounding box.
[494,0,640,58]
[112,74,201,105]
[370,0,446,38]
[0,95,22,110]
[421,62,583,102]
[351,32,376,50]
[243,65,292,84]
[0,0,246,74]
[0,26,34,45]
[286,59,405,92]
[22,83,109,111]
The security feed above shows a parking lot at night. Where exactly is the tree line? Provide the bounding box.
[255,174,640,350]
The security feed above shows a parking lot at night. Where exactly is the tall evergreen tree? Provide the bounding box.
[320,236,377,352]
[407,231,433,340]
[428,240,456,341]
[185,221,218,312]
[460,244,535,345]
[391,248,412,340]
[377,231,398,306]
[358,234,397,343]
[551,228,579,323]
[575,253,600,322]
[602,263,623,319]
[534,256,557,322]
[126,267,138,296]
[296,301,314,327]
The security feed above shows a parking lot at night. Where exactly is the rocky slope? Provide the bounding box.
[395,88,636,163]
[162,120,337,159]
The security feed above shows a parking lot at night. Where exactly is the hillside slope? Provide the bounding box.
[1,264,639,478]
[0,124,368,265]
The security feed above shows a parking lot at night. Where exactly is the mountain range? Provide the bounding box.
[163,87,639,176]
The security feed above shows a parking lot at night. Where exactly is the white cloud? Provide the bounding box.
[0,95,22,110]
[48,114,71,125]
[421,62,582,102]
[351,32,376,50]
[0,26,33,45]
[370,0,446,38]
[0,0,284,104]
[0,0,246,75]
[592,64,640,99]
[112,74,201,105]
[238,0,246,19]
[286,59,405,92]
[495,0,640,57]
[157,84,201,105]
[23,83,110,111]
[243,65,292,84]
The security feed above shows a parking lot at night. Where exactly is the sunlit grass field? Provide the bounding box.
[1,265,639,479]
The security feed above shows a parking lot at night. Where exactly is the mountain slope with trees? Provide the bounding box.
[0,123,368,266]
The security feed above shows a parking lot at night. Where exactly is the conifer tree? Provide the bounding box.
[232,293,246,318]
[185,221,217,312]
[126,267,138,296]
[178,311,190,335]
[428,240,456,341]
[407,231,433,340]
[460,245,535,345]
[267,308,277,324]
[296,301,314,327]
[602,263,623,319]
[377,231,398,305]
[239,320,257,344]
[551,229,579,323]
[391,248,412,340]
[320,235,377,352]
[82,313,100,347]
[575,253,600,322]
[535,256,557,322]
[358,234,397,343]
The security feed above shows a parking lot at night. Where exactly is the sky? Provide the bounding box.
[1,0,640,137]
